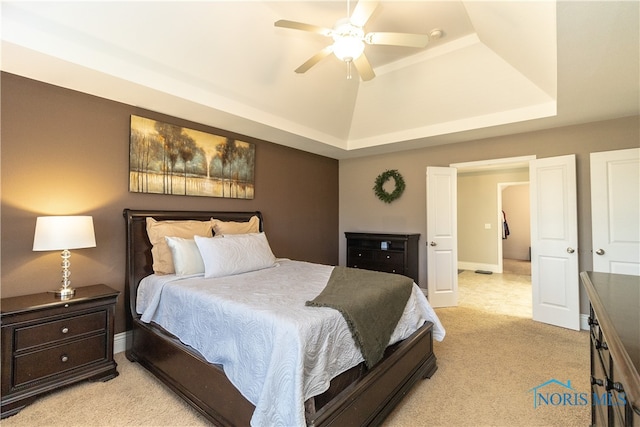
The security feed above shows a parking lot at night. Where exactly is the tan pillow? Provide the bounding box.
[146,218,212,274]
[211,215,260,235]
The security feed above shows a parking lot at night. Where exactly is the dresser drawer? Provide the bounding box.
[374,251,404,264]
[589,311,601,340]
[348,247,374,261]
[13,334,107,387]
[595,339,611,379]
[376,263,405,275]
[14,311,106,351]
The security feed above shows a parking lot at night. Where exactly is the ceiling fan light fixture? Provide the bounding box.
[331,19,365,62]
[278,0,424,81]
[332,36,364,61]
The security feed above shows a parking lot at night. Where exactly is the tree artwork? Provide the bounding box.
[129,115,255,199]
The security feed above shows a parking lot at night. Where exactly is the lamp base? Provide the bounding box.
[53,287,75,300]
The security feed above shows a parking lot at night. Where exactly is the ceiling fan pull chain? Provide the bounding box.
[346,60,352,79]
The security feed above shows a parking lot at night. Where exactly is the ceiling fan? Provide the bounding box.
[275,0,431,81]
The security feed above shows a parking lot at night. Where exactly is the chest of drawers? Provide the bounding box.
[581,272,640,426]
[1,284,119,418]
[345,232,420,284]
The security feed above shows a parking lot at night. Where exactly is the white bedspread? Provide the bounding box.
[137,259,445,427]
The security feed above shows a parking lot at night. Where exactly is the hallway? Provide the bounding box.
[458,259,531,318]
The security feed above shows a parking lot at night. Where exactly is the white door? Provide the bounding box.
[529,155,580,330]
[590,148,640,275]
[426,167,458,307]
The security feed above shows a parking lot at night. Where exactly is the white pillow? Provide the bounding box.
[165,236,205,276]
[194,233,276,278]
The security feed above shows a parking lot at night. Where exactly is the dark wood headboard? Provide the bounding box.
[122,209,263,326]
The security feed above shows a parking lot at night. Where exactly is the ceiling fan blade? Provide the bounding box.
[350,0,379,27]
[275,20,332,36]
[295,46,334,74]
[352,53,375,81]
[365,31,429,48]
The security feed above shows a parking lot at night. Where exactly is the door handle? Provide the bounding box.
[430,241,437,247]
[595,249,605,255]
[566,247,575,254]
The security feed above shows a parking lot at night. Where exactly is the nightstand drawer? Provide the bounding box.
[13,334,107,387]
[15,311,106,351]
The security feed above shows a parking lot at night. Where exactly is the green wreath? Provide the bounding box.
[373,169,405,203]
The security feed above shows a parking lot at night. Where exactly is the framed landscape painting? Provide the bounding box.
[129,115,255,199]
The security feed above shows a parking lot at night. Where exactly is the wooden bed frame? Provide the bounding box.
[123,209,437,426]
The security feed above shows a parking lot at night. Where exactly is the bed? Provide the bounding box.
[123,209,443,426]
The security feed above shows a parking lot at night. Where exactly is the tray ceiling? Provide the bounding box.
[1,1,638,159]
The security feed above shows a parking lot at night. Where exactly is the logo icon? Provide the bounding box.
[529,378,626,409]
[528,379,588,408]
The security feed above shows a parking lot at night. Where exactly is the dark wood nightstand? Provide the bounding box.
[1,284,119,418]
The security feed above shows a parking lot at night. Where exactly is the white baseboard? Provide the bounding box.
[580,314,590,331]
[458,261,500,273]
[114,331,131,354]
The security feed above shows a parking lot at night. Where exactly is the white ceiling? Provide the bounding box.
[1,1,638,159]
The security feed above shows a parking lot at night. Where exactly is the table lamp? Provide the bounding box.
[33,216,96,299]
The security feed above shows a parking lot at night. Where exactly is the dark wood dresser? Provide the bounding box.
[581,271,640,426]
[345,232,420,284]
[1,284,119,418]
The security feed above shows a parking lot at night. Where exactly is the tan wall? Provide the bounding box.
[1,73,339,333]
[458,168,529,267]
[339,115,639,314]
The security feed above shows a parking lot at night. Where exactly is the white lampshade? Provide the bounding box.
[33,216,96,251]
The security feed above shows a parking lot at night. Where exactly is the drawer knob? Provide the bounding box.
[603,378,625,392]
[609,381,624,393]
[386,255,390,259]
[61,327,69,334]
[61,355,69,363]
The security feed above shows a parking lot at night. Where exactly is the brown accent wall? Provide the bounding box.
[1,73,339,333]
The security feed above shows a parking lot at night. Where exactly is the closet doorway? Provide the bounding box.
[498,182,531,275]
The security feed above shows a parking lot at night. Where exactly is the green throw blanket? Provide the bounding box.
[306,266,413,368]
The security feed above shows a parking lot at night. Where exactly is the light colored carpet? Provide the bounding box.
[384,268,589,426]
[2,269,590,426]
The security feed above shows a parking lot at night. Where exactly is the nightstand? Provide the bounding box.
[1,284,119,418]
